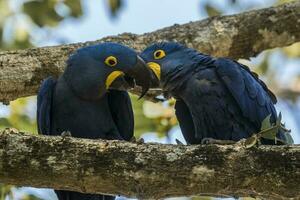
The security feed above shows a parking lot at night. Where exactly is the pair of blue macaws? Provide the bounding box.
[37,42,291,200]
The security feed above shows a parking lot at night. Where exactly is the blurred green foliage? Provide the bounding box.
[131,95,158,137]
[0,0,83,49]
[0,0,124,50]
[23,1,73,27]
[141,98,177,137]
[0,184,13,200]
[0,97,37,134]
[107,0,123,18]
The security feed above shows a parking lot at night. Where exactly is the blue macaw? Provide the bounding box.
[37,42,153,200]
[140,42,291,144]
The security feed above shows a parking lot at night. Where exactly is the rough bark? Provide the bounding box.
[0,129,299,199]
[0,2,299,103]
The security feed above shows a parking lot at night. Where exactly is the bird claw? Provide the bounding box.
[201,138,215,144]
[130,136,136,142]
[130,136,144,144]
[61,131,72,138]
[201,137,236,145]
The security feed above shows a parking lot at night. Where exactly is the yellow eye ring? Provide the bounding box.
[105,56,117,67]
[153,50,166,59]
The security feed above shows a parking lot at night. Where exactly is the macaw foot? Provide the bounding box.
[175,139,184,145]
[201,137,236,145]
[130,136,145,144]
[61,131,72,138]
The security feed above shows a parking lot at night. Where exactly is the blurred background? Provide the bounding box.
[0,0,299,199]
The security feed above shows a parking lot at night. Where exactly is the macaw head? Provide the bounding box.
[63,42,153,100]
[140,42,210,90]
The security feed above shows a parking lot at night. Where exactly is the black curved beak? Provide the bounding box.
[109,75,135,91]
[126,56,152,99]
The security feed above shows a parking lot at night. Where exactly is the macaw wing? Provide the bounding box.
[214,58,277,128]
[180,67,247,141]
[37,77,57,135]
[174,99,198,144]
[107,90,134,141]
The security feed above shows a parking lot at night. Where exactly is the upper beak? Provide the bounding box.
[126,56,153,99]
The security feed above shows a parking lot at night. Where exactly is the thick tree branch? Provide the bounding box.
[0,129,299,199]
[0,2,299,103]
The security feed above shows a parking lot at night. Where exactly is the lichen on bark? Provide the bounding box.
[0,129,299,199]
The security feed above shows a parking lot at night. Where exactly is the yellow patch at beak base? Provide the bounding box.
[147,62,161,80]
[105,71,124,89]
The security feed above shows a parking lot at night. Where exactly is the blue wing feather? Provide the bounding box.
[107,90,134,141]
[37,77,56,135]
[180,58,278,142]
[215,58,277,128]
[175,99,197,144]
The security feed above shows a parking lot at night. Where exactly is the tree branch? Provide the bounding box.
[0,2,299,103]
[0,129,299,199]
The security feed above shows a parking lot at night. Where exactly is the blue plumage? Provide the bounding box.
[37,42,152,200]
[37,77,56,135]
[141,42,290,144]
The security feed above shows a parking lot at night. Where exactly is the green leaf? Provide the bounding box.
[244,135,258,149]
[277,113,294,144]
[284,132,294,144]
[260,114,271,131]
[276,112,282,125]
[259,113,283,141]
[260,126,279,140]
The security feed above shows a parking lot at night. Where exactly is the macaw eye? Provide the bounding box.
[153,50,166,59]
[105,56,118,67]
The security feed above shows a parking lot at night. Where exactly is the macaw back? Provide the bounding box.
[174,57,290,144]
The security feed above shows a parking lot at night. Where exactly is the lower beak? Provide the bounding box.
[105,71,124,89]
[126,56,152,99]
[108,75,135,91]
[146,62,161,87]
[147,62,161,80]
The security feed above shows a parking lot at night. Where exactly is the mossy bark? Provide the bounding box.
[0,2,299,103]
[0,129,299,199]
